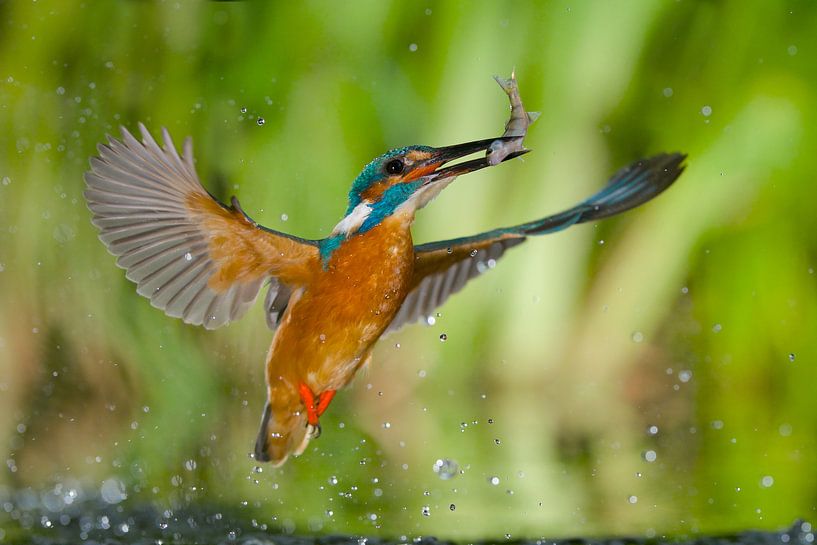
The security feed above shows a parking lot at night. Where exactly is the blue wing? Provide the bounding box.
[387,152,687,332]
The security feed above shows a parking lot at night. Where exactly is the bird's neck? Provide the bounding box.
[330,201,373,237]
[322,204,415,264]
[331,195,419,239]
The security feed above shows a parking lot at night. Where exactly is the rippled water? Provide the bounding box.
[0,485,812,545]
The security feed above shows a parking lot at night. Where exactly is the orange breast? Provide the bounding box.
[265,213,415,394]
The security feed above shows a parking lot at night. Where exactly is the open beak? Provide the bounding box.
[421,137,530,184]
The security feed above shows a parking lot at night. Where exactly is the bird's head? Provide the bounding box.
[333,138,524,237]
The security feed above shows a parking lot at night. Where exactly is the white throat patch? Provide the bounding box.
[331,202,372,236]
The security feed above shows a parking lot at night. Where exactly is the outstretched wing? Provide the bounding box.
[387,152,686,333]
[84,124,319,329]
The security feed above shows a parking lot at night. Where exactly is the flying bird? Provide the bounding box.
[84,76,685,466]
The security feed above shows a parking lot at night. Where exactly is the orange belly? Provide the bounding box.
[265,213,414,396]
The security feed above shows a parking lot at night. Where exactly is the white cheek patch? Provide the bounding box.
[332,202,372,236]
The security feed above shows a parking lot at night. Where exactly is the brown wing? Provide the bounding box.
[388,152,686,333]
[84,124,318,329]
[386,235,525,333]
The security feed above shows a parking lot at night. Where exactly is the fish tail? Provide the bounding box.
[493,75,517,95]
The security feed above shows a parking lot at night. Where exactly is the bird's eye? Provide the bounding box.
[385,159,405,175]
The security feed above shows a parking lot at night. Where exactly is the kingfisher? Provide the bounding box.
[84,77,685,466]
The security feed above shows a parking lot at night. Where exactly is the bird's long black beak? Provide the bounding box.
[422,137,529,183]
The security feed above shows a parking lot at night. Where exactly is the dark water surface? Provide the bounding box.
[0,487,811,545]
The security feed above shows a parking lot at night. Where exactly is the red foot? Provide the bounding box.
[298,383,336,427]
[316,389,335,417]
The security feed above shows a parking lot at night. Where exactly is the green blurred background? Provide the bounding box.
[1,0,816,540]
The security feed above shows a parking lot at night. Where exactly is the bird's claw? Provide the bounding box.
[307,423,322,439]
[298,383,336,433]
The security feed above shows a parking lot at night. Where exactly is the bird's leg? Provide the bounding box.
[298,383,320,427]
[297,384,337,427]
[316,389,336,417]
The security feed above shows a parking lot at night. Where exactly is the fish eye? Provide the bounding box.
[385,159,404,175]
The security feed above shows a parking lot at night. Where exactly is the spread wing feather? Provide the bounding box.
[84,124,318,329]
[388,153,686,333]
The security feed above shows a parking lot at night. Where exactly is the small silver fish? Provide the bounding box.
[487,71,540,165]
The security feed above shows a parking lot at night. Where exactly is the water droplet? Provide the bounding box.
[421,505,430,516]
[647,425,659,436]
[662,87,674,98]
[184,252,193,261]
[439,333,447,342]
[760,475,774,488]
[628,495,638,504]
[494,438,501,445]
[788,45,798,56]
[56,86,65,95]
[631,331,644,343]
[712,323,722,333]
[449,503,456,511]
[100,478,127,504]
[240,107,247,113]
[281,213,288,221]
[678,370,692,383]
[184,459,197,471]
[408,43,418,52]
[642,450,657,463]
[779,423,793,436]
[701,105,712,117]
[488,476,500,486]
[328,475,338,485]
[788,353,796,362]
[382,422,391,429]
[1,176,9,186]
[256,117,265,126]
[432,458,458,479]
